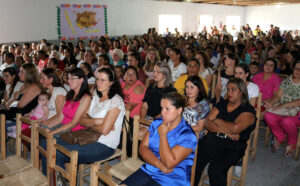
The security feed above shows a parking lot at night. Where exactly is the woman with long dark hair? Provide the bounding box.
[42,68,91,135]
[183,75,210,138]
[234,63,259,106]
[63,47,77,67]
[42,68,125,175]
[1,67,23,109]
[168,47,187,82]
[80,62,96,90]
[40,68,67,126]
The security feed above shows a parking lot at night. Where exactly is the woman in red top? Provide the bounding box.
[43,68,91,136]
[121,66,146,119]
[252,58,282,119]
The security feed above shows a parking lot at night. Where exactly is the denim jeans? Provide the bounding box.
[41,137,114,175]
[5,120,16,134]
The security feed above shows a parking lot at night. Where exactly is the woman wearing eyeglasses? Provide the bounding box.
[42,68,91,136]
[41,68,125,176]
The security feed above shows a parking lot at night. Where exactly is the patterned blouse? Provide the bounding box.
[183,99,210,138]
[280,76,300,105]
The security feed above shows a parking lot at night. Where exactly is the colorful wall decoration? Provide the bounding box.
[57,4,108,40]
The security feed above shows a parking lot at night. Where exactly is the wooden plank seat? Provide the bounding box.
[0,114,48,185]
[0,114,35,178]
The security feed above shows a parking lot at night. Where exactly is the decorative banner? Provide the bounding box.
[57,4,108,40]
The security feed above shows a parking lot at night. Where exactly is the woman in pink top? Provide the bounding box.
[44,68,91,135]
[252,58,282,119]
[121,66,146,119]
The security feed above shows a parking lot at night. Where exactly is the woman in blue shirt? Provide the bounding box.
[123,92,198,186]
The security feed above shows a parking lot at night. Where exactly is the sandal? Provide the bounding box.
[271,139,281,153]
[284,145,296,158]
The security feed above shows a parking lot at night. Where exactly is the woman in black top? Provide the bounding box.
[194,78,256,186]
[1,63,41,120]
[140,62,176,120]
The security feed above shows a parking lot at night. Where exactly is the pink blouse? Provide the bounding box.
[121,80,146,118]
[61,100,85,131]
[252,72,282,100]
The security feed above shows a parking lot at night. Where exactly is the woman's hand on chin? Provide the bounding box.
[158,121,170,136]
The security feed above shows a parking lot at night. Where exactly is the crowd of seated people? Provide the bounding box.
[1,23,300,185]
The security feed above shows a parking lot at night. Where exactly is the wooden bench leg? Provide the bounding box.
[264,127,270,147]
[78,164,84,186]
[227,166,233,186]
[294,129,300,161]
[23,144,28,159]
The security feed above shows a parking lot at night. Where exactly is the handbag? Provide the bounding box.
[60,128,101,145]
[266,104,299,117]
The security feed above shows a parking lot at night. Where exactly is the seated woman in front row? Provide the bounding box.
[123,92,197,186]
[193,78,256,186]
[41,68,125,174]
[42,68,91,136]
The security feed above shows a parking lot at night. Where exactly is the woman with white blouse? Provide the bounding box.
[234,63,259,106]
[41,68,125,175]
[168,48,187,82]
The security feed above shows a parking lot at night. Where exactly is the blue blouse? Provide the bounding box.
[141,118,197,186]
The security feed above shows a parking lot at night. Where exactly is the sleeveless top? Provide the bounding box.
[30,104,45,120]
[61,100,84,131]
[1,93,39,120]
[48,87,67,119]
[121,80,146,118]
[17,93,39,115]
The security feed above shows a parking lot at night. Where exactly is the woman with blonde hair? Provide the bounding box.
[140,62,176,120]
[143,48,161,80]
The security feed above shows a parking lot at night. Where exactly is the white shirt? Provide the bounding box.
[220,77,229,98]
[88,77,96,85]
[168,61,187,82]
[199,68,212,79]
[88,93,125,149]
[0,63,14,76]
[77,60,84,68]
[48,87,67,119]
[247,82,259,100]
[5,81,23,102]
[210,56,219,68]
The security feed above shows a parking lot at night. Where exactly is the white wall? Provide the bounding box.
[0,0,245,43]
[245,4,300,32]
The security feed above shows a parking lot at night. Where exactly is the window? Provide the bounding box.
[226,16,240,35]
[158,15,182,35]
[199,15,213,33]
